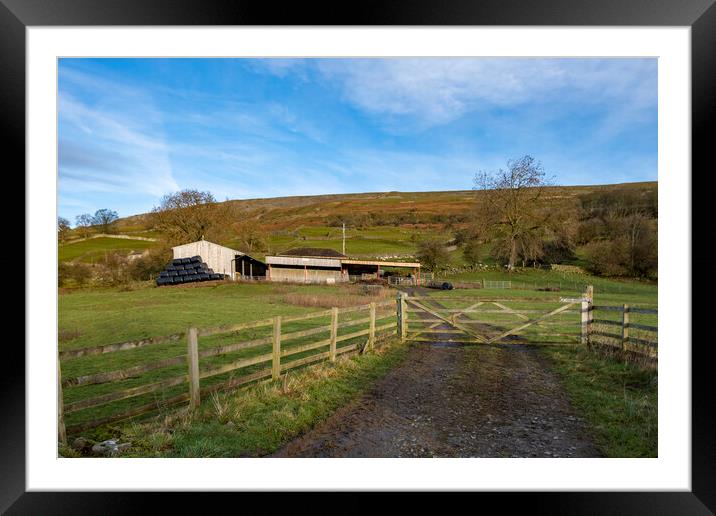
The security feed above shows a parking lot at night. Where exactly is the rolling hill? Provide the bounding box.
[60,181,657,264]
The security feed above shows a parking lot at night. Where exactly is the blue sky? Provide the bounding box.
[58,58,657,224]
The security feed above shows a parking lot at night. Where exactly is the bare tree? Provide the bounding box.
[58,217,71,242]
[75,213,94,239]
[473,155,553,270]
[92,209,119,234]
[150,189,230,245]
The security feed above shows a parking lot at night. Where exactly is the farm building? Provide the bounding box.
[172,239,267,280]
[265,247,421,284]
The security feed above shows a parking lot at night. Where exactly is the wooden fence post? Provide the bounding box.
[330,308,338,362]
[396,292,403,338]
[586,285,594,340]
[368,302,376,352]
[58,357,67,446]
[187,327,200,408]
[621,304,630,351]
[272,316,282,379]
[400,293,408,340]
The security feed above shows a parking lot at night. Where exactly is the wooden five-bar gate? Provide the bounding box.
[396,286,658,353]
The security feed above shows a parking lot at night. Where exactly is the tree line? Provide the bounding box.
[417,155,657,279]
[58,208,120,241]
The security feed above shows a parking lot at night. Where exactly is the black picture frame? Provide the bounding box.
[4,0,713,512]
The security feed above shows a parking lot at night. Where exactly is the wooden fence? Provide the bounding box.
[589,303,658,355]
[58,299,396,444]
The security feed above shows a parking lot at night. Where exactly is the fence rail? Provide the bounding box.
[589,303,658,354]
[58,299,396,442]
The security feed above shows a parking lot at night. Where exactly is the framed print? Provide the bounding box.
[5,0,714,512]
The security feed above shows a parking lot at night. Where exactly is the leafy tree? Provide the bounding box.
[92,209,119,233]
[416,239,449,272]
[232,221,268,254]
[462,237,482,266]
[473,155,553,270]
[577,189,657,278]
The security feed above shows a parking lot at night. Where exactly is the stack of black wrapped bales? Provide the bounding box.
[156,255,228,286]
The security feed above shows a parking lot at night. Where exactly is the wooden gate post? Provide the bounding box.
[396,291,403,338]
[187,327,200,408]
[621,304,630,351]
[581,285,593,347]
[272,316,282,379]
[329,308,338,362]
[58,357,67,446]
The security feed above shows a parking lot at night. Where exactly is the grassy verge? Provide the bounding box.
[61,337,409,457]
[539,345,657,457]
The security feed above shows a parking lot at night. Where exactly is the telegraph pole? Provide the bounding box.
[342,222,346,255]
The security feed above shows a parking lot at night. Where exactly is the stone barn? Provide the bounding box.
[172,239,267,280]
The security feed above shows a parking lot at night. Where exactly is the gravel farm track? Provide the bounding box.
[272,287,601,458]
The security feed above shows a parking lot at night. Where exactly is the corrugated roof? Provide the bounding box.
[279,247,347,258]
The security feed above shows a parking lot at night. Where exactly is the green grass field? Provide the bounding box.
[260,224,441,259]
[59,237,157,263]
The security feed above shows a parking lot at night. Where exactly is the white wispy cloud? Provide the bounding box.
[286,58,658,131]
[58,86,179,198]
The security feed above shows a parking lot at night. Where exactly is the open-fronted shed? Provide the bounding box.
[266,248,346,283]
[265,247,420,284]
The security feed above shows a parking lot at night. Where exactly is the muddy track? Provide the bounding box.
[272,288,601,458]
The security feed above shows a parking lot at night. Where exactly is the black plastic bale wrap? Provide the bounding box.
[191,255,201,263]
[172,258,183,266]
[181,257,192,264]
